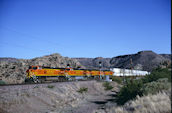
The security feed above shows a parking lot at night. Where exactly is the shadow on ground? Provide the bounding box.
[91,92,118,105]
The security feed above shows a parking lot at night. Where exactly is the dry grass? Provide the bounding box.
[107,89,171,113]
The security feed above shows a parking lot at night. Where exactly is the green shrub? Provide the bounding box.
[111,76,122,84]
[34,86,39,89]
[115,68,171,105]
[142,68,171,83]
[47,85,55,89]
[103,82,113,90]
[77,87,88,93]
[142,78,171,95]
[0,80,6,85]
[115,79,143,105]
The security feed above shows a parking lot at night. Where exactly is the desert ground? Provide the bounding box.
[0,81,121,113]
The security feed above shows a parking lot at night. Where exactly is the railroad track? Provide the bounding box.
[0,79,102,87]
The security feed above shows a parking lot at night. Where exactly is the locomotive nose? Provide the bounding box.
[26,69,29,73]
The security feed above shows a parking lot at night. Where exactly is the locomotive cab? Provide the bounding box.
[28,66,37,70]
[30,66,39,70]
[32,66,37,70]
[28,66,42,70]
[26,66,41,78]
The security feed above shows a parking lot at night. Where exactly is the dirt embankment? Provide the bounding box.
[0,80,171,113]
[0,81,120,113]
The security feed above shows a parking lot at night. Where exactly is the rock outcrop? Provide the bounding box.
[0,53,84,84]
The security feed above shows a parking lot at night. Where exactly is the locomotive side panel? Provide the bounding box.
[26,66,114,82]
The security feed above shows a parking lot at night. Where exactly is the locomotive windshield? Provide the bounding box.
[29,66,32,69]
[32,66,37,70]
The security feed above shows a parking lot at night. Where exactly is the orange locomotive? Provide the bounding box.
[26,65,114,83]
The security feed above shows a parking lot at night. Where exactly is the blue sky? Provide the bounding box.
[0,0,171,59]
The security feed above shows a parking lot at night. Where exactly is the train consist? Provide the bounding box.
[26,66,114,83]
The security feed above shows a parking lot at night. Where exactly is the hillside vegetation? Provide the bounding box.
[93,67,171,113]
[115,67,171,105]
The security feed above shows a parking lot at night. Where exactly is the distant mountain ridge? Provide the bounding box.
[73,51,171,71]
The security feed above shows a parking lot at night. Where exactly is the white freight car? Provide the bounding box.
[111,68,150,76]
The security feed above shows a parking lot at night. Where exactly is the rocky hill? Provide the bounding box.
[0,53,84,84]
[73,51,171,71]
[159,54,171,60]
[110,51,171,71]
[0,58,19,63]
[74,57,111,70]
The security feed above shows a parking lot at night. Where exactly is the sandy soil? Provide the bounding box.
[0,81,120,113]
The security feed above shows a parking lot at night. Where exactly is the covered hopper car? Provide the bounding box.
[26,66,114,83]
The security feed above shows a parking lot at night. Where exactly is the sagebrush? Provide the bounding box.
[103,82,113,90]
[115,68,171,105]
[0,80,6,85]
[111,76,122,84]
[47,85,55,89]
[77,87,88,93]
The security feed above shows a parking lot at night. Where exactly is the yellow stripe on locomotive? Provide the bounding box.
[26,66,114,79]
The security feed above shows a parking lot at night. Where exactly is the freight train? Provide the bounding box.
[25,65,114,83]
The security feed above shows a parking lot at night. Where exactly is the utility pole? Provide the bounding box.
[99,61,102,80]
[130,58,134,79]
[130,58,133,70]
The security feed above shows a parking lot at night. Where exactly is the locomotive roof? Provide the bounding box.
[41,66,111,71]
